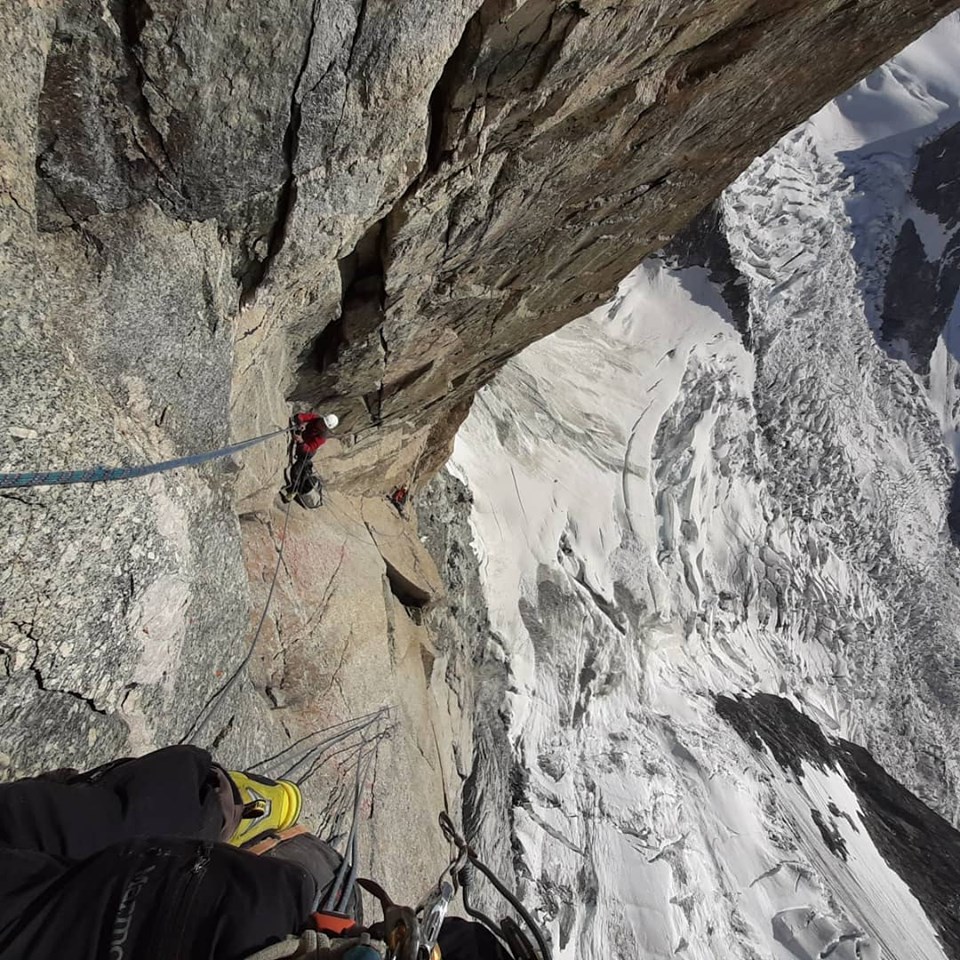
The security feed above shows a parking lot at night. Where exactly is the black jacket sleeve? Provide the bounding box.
[0,837,317,960]
[0,745,230,858]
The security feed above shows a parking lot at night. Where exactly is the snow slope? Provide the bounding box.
[809,14,960,155]
[451,12,960,960]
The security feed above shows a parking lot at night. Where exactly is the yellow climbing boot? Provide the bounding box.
[227,770,303,847]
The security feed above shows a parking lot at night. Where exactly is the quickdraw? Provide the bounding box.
[351,814,552,960]
[438,812,553,960]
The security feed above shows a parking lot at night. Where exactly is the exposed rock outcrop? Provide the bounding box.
[718,693,960,959]
[417,470,514,886]
[880,121,960,375]
[11,0,958,491]
[226,487,471,895]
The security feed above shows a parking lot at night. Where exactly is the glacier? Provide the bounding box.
[451,13,960,960]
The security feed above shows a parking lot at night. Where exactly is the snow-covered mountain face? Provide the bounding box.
[451,14,960,960]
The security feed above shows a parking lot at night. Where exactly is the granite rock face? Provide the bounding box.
[0,0,466,849]
[1,5,248,777]
[17,0,959,489]
[417,470,513,877]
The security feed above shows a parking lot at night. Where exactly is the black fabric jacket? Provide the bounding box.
[0,747,315,960]
[0,746,507,960]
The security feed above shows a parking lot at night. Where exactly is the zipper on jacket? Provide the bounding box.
[152,843,211,960]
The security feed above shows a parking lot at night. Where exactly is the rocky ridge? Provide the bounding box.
[12,0,958,490]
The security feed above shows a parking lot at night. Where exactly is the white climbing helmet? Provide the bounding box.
[323,413,340,430]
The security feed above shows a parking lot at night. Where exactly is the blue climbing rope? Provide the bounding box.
[0,428,289,490]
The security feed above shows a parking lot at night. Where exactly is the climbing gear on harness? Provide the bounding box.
[358,878,431,960]
[240,805,544,960]
[283,421,325,509]
[438,812,552,960]
[311,812,551,960]
[282,458,323,508]
[243,929,380,960]
[247,824,365,929]
[0,427,290,490]
[282,460,322,503]
[351,824,462,960]
[296,470,324,510]
[418,883,453,960]
[312,911,363,938]
[227,770,303,847]
[412,820,468,959]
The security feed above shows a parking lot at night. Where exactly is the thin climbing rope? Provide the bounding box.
[318,743,376,912]
[250,709,390,774]
[284,712,393,784]
[0,428,290,489]
[180,452,307,746]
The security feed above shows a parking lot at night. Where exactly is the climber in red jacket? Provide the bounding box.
[282,411,339,504]
[293,411,338,456]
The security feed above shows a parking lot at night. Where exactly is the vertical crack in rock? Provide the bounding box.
[507,1,588,95]
[241,0,322,302]
[210,715,236,750]
[346,0,370,71]
[348,219,387,425]
[426,0,588,175]
[332,0,371,145]
[37,0,188,229]
[426,0,518,175]
[297,0,477,407]
[425,0,494,175]
[373,325,390,425]
[302,220,387,426]
[297,0,590,418]
[108,0,181,197]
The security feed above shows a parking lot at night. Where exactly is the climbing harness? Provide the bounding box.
[282,428,325,510]
[0,428,290,489]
